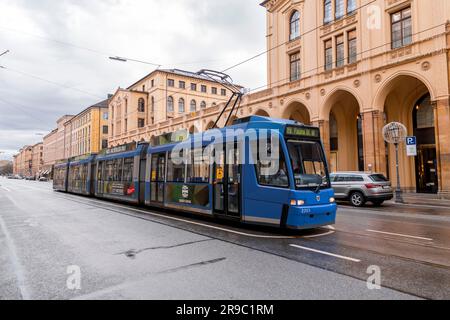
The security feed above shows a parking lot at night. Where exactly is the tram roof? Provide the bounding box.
[148,116,310,153]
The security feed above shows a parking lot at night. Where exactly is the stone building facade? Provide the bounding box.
[243,0,450,196]
[108,69,242,146]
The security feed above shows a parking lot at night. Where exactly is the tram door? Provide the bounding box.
[150,153,166,204]
[213,144,241,218]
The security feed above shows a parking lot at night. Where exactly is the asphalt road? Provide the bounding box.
[1,178,449,300]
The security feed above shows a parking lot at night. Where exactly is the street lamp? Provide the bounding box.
[109,56,161,67]
[383,122,407,204]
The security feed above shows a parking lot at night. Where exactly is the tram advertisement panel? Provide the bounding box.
[166,184,210,207]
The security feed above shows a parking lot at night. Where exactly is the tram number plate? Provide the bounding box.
[301,208,312,214]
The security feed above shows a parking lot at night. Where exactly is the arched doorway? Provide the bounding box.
[380,75,437,193]
[413,94,438,193]
[205,121,215,130]
[324,90,363,172]
[189,125,199,135]
[254,109,270,117]
[282,101,311,124]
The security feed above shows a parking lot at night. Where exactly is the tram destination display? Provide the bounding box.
[285,126,320,139]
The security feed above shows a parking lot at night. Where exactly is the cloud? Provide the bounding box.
[0,0,267,159]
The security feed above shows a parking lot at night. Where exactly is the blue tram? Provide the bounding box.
[54,116,337,230]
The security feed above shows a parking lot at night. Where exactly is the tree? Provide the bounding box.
[0,161,13,175]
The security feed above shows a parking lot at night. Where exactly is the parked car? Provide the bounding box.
[38,177,49,182]
[330,172,394,207]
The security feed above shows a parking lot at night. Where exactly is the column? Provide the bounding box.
[362,110,387,175]
[313,120,331,162]
[434,98,450,196]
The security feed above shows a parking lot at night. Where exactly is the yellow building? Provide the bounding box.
[64,100,109,158]
[108,69,241,146]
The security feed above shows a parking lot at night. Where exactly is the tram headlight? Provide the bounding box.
[291,200,305,206]
[330,197,336,203]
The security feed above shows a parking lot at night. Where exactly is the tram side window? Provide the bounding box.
[167,152,185,182]
[123,158,134,183]
[255,139,289,188]
[187,148,210,183]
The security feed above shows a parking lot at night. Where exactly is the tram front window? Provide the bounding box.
[287,140,330,190]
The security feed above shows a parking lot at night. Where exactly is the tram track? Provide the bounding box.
[52,192,450,272]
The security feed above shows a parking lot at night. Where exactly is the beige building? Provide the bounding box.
[108,69,241,146]
[13,145,33,177]
[42,115,74,175]
[233,0,449,196]
[64,100,109,158]
[31,142,44,177]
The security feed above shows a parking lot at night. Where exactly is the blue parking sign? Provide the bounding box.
[406,136,417,156]
[406,136,416,146]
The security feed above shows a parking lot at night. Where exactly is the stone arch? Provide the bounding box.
[254,109,271,117]
[282,100,311,124]
[379,74,437,193]
[320,86,364,120]
[205,121,215,131]
[373,71,437,111]
[321,88,363,172]
[189,125,199,134]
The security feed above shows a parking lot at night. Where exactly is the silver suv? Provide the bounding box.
[330,172,393,207]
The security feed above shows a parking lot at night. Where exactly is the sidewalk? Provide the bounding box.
[391,193,450,207]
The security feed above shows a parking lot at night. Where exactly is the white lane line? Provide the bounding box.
[366,229,433,241]
[1,186,11,192]
[0,214,31,299]
[290,244,361,263]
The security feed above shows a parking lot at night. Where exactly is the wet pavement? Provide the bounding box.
[1,178,449,300]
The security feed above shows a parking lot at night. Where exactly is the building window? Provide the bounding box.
[201,85,207,93]
[391,7,412,49]
[348,29,357,64]
[151,79,155,87]
[167,79,175,87]
[190,100,197,112]
[212,87,218,95]
[179,81,186,89]
[325,39,333,70]
[138,118,145,128]
[201,101,207,109]
[103,112,109,120]
[335,0,345,19]
[102,126,108,134]
[138,98,145,112]
[191,83,197,91]
[167,96,174,112]
[124,119,128,132]
[179,98,185,113]
[347,0,356,14]
[289,10,300,41]
[324,0,332,23]
[151,96,155,112]
[102,140,108,149]
[290,52,301,82]
[335,34,344,67]
[142,85,145,91]
[221,89,227,96]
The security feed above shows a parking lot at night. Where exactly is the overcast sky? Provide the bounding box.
[0,0,267,160]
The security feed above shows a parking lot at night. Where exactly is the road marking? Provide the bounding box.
[1,186,11,192]
[0,214,31,299]
[290,244,361,263]
[366,229,433,241]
